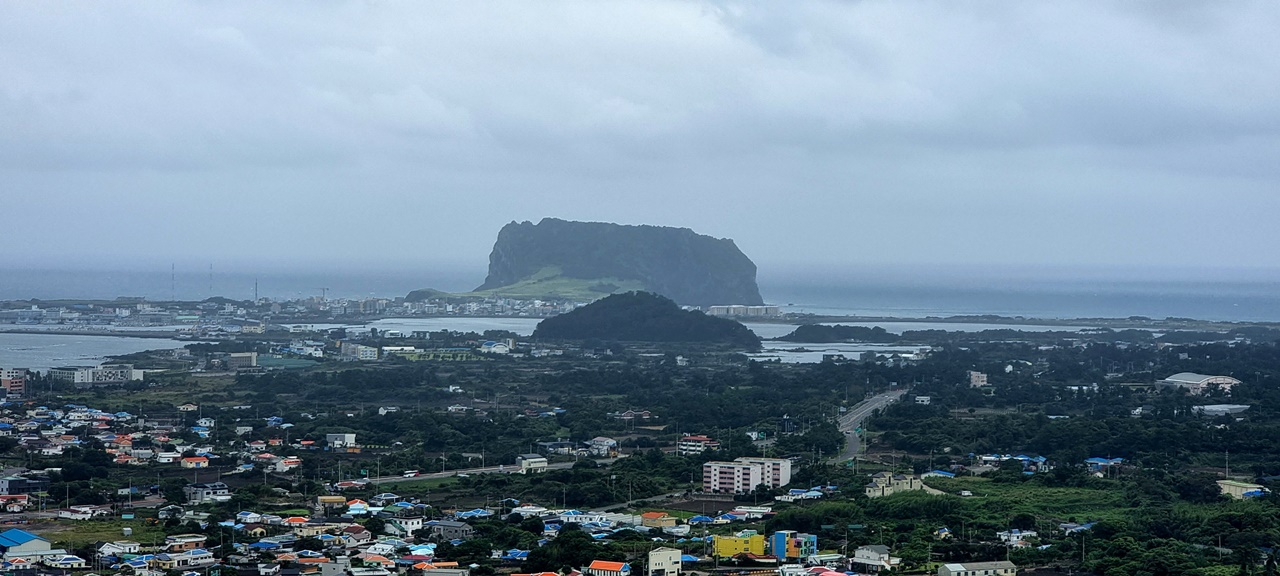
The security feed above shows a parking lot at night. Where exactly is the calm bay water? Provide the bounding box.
[0,332,191,371]
[3,265,1279,369]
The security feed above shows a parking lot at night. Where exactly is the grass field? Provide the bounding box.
[58,375,244,412]
[25,518,168,549]
[467,267,646,300]
[924,476,1131,523]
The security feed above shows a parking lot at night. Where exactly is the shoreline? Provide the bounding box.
[0,328,197,340]
[0,310,1271,342]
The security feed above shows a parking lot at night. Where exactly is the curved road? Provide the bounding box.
[830,388,906,464]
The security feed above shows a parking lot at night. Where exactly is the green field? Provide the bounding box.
[923,476,1132,523]
[26,518,168,549]
[467,267,647,300]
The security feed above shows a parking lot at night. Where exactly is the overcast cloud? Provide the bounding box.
[3,1,1279,282]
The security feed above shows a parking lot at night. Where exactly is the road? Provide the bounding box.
[829,388,907,464]
[364,458,618,485]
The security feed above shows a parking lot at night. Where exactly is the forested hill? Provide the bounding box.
[777,324,899,343]
[476,218,764,306]
[532,291,761,349]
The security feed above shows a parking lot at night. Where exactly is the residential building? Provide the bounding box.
[915,396,931,405]
[677,435,720,455]
[852,545,901,572]
[938,561,1017,576]
[586,437,618,457]
[152,548,215,570]
[0,476,50,496]
[647,547,681,576]
[183,482,231,504]
[769,531,817,561]
[967,371,988,388]
[865,472,923,498]
[585,560,631,576]
[703,461,762,494]
[181,456,209,469]
[164,534,208,552]
[1156,372,1241,395]
[430,521,475,541]
[0,369,27,397]
[996,530,1037,547]
[640,512,677,528]
[0,495,29,513]
[712,532,766,558]
[734,457,792,488]
[517,454,548,474]
[97,540,141,558]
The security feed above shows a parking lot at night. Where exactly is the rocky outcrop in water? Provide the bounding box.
[476,218,764,307]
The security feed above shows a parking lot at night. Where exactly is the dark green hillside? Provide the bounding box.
[778,324,899,343]
[532,291,761,349]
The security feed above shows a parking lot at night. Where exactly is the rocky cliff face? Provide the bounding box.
[477,218,764,307]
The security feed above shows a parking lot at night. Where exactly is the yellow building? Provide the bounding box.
[641,512,678,528]
[713,533,765,558]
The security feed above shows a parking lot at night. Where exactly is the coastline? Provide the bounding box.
[0,310,1273,343]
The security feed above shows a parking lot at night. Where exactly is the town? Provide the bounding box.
[0,312,1278,576]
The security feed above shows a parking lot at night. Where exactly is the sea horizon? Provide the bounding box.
[1,263,1278,323]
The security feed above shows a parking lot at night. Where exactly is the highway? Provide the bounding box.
[829,388,907,464]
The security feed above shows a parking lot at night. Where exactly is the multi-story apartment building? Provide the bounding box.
[0,369,27,396]
[677,435,720,455]
[702,457,792,494]
[47,364,141,385]
[703,461,762,494]
[733,457,792,488]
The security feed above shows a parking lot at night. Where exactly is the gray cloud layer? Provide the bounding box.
[2,1,1278,278]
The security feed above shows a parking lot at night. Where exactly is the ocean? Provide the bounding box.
[0,332,192,372]
[2,265,1279,322]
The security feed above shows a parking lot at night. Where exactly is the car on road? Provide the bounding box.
[402,470,419,478]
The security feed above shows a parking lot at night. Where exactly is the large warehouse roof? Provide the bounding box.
[1162,372,1241,385]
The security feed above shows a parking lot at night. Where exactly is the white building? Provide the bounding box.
[702,461,763,494]
[677,435,720,455]
[517,454,548,474]
[326,433,357,448]
[967,371,988,388]
[183,482,232,504]
[648,547,681,576]
[1157,372,1241,395]
[852,545,901,572]
[47,364,143,385]
[938,562,1017,576]
[732,457,792,489]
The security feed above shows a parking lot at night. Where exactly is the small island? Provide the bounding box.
[776,324,899,343]
[532,291,762,349]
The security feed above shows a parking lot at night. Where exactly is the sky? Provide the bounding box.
[3,1,1280,288]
